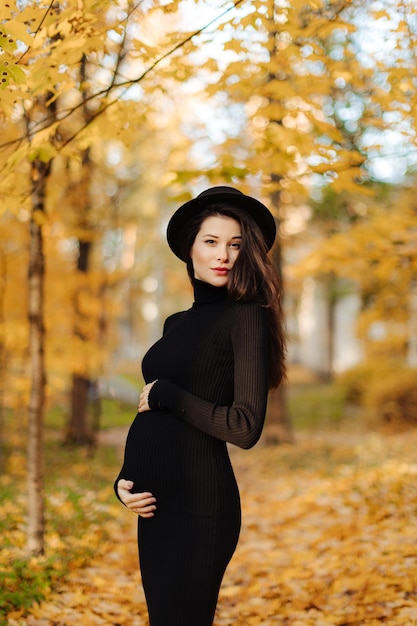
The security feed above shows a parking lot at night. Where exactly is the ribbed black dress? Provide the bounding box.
[115,279,269,626]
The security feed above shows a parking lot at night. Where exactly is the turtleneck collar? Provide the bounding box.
[193,279,228,304]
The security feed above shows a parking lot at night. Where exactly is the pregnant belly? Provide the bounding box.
[122,410,239,515]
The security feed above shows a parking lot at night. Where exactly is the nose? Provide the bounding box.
[217,246,229,262]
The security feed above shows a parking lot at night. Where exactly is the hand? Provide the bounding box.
[138,380,157,413]
[117,479,157,518]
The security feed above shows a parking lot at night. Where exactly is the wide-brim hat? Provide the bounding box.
[167,186,276,261]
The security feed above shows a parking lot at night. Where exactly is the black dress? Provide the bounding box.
[115,279,269,626]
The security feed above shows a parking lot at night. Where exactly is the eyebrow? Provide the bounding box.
[202,233,242,238]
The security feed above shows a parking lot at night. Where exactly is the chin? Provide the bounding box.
[195,272,229,287]
[211,277,228,287]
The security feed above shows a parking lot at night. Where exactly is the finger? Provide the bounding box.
[118,479,134,490]
[138,382,155,412]
[126,496,156,510]
[138,392,148,412]
[127,503,156,514]
[134,503,156,513]
[124,491,155,505]
[131,504,157,517]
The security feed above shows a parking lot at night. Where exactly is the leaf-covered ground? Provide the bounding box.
[6,428,417,626]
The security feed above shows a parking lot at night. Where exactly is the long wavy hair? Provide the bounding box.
[180,203,286,389]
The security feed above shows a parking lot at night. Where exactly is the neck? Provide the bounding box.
[193,279,228,304]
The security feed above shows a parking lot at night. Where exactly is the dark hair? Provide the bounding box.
[181,203,286,389]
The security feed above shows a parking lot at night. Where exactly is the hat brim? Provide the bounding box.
[167,187,276,261]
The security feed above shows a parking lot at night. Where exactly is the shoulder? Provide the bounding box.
[163,310,187,334]
[230,301,268,330]
[232,300,267,316]
[229,303,269,353]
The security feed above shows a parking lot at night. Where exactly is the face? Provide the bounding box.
[191,215,241,287]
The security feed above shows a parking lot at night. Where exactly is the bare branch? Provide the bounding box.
[0,0,245,152]
[17,0,56,64]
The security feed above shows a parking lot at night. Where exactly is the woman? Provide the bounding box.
[115,186,286,626]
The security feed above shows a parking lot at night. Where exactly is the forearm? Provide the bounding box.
[148,379,267,449]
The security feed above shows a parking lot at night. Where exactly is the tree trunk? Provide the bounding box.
[323,273,342,381]
[65,55,98,449]
[65,239,96,447]
[324,281,336,382]
[264,385,294,445]
[27,158,50,555]
[408,278,417,368]
[67,374,92,445]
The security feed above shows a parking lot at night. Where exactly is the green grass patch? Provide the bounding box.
[100,397,137,429]
[40,397,136,433]
[0,439,121,624]
[287,382,348,430]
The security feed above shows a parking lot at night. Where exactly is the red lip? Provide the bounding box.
[212,267,229,274]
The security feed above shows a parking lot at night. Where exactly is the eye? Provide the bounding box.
[230,242,241,249]
[204,239,216,245]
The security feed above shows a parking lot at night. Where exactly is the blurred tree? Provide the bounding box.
[294,181,417,364]
[27,91,55,555]
[288,0,417,358]
[65,54,102,448]
[0,0,247,553]
[2,0,417,550]
[199,0,365,438]
[181,0,417,412]
[0,217,28,456]
[1,0,247,447]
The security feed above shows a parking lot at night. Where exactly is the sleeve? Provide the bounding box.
[147,304,270,449]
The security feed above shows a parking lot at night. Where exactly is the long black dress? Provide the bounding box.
[115,279,269,626]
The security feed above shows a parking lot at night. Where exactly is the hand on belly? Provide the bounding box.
[117,479,157,518]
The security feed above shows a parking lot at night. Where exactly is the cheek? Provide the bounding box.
[191,245,208,265]
[190,252,201,273]
[190,249,198,265]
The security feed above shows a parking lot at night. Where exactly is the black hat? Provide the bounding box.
[167,186,276,261]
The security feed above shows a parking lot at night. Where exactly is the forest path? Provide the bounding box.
[10,429,417,626]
